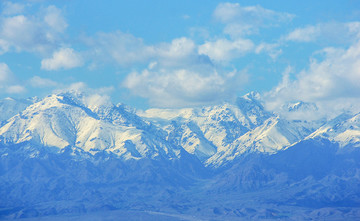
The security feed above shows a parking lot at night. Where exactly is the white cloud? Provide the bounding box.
[154,37,211,67]
[41,48,83,70]
[85,31,153,66]
[122,67,248,108]
[29,76,58,88]
[65,82,87,92]
[84,93,112,110]
[202,3,291,62]
[0,63,26,94]
[2,2,25,15]
[182,14,190,20]
[0,62,12,83]
[52,82,115,110]
[265,41,360,117]
[255,42,282,59]
[6,85,26,94]
[54,82,114,95]
[214,2,294,37]
[199,38,254,62]
[86,32,203,68]
[285,22,360,43]
[0,38,10,54]
[223,23,256,38]
[148,61,157,70]
[1,15,38,52]
[44,6,68,38]
[285,26,319,42]
[156,37,195,61]
[214,3,294,24]
[0,5,67,54]
[189,27,210,40]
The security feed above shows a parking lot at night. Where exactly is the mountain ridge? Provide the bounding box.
[0,91,359,220]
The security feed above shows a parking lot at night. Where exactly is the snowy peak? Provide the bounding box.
[307,112,360,147]
[243,91,261,100]
[0,94,95,149]
[235,92,272,127]
[142,93,276,163]
[285,101,318,112]
[0,92,184,161]
[206,116,317,167]
[1,91,360,168]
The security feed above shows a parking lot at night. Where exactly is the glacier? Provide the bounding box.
[0,91,359,220]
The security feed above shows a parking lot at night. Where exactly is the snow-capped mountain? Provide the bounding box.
[141,102,258,161]
[307,112,360,148]
[1,90,358,169]
[206,116,319,167]
[141,92,320,167]
[0,91,359,220]
[0,93,183,160]
[141,92,273,162]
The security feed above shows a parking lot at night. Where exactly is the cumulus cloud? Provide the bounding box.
[214,2,294,37]
[265,40,360,117]
[0,5,67,54]
[199,38,254,62]
[41,48,83,70]
[155,37,199,66]
[122,67,248,107]
[200,3,292,62]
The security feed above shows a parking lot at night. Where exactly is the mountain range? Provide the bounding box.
[0,91,359,220]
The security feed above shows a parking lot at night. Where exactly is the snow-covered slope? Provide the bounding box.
[142,92,320,167]
[141,92,273,162]
[206,117,319,167]
[307,112,360,148]
[0,93,182,160]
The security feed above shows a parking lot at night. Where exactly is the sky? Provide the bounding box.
[0,0,360,115]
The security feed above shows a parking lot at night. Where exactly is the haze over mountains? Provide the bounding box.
[1,91,360,220]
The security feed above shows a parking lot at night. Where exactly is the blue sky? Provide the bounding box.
[0,0,360,112]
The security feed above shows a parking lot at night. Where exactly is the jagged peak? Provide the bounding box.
[236,92,267,113]
[32,92,114,115]
[284,101,318,112]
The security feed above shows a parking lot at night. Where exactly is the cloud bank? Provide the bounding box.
[123,68,248,108]
[266,40,360,118]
